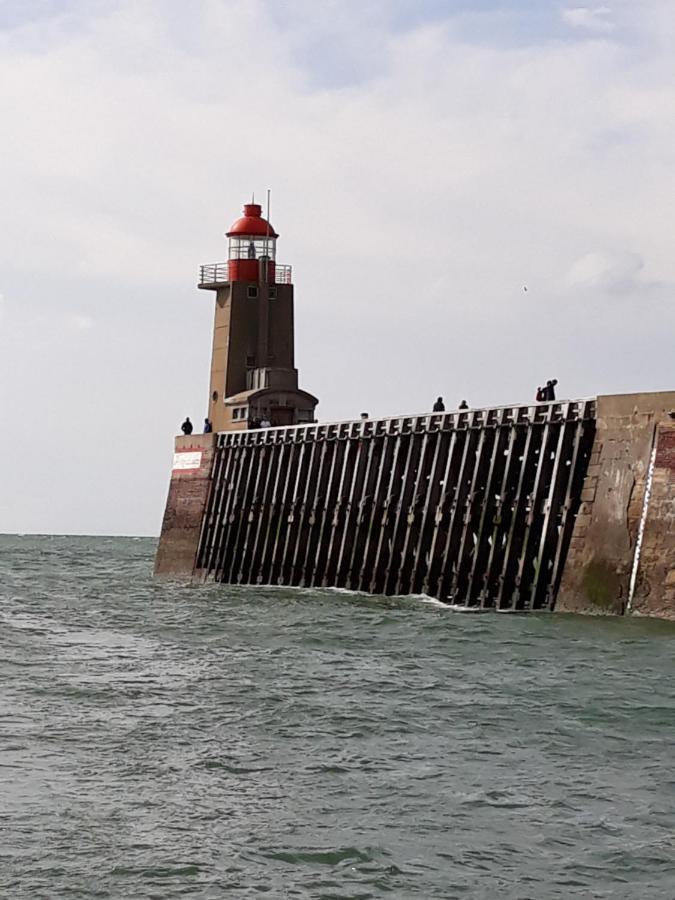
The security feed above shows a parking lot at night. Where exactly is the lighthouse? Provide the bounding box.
[198,201,318,431]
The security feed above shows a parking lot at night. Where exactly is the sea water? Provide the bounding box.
[1,534,674,899]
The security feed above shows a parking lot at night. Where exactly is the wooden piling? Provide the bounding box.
[191,401,595,609]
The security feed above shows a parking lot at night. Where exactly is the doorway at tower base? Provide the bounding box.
[221,386,318,431]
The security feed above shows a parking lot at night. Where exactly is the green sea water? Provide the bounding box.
[1,534,674,899]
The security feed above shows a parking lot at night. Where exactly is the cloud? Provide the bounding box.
[562,6,614,33]
[565,250,673,302]
[567,251,644,292]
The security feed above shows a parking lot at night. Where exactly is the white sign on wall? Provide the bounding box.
[172,451,203,471]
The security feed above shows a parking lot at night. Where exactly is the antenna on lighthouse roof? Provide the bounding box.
[264,188,271,283]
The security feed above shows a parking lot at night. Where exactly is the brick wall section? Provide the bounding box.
[154,433,217,578]
[557,392,675,618]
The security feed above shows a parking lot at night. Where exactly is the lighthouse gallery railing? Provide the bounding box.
[199,263,292,286]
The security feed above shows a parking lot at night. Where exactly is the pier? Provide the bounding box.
[155,391,675,618]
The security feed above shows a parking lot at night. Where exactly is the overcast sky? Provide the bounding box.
[1,0,674,536]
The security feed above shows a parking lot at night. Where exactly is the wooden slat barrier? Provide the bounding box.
[196,401,596,609]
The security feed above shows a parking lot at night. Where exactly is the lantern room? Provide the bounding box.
[226,203,278,283]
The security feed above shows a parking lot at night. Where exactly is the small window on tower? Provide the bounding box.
[247,286,258,299]
[268,286,277,299]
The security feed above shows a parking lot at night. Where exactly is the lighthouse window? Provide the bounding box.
[229,237,276,261]
[247,286,258,299]
[268,286,277,299]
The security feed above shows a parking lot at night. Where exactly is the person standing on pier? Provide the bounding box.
[181,417,193,435]
[433,397,445,412]
[544,379,558,401]
[458,400,469,410]
[203,418,213,433]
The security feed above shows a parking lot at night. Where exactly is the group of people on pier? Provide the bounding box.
[180,417,211,436]
[535,379,558,402]
[179,380,561,436]
[430,378,559,415]
[432,397,469,413]
[180,415,270,435]
[248,417,272,429]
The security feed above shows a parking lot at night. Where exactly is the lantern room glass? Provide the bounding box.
[228,236,277,261]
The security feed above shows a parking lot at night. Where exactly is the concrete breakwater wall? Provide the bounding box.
[155,391,675,618]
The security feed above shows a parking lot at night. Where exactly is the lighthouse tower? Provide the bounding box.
[198,201,318,432]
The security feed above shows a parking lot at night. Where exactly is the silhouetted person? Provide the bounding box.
[181,417,193,435]
[433,397,445,412]
[458,400,469,410]
[536,386,545,402]
[203,418,212,433]
[545,379,558,401]
[360,412,369,420]
[247,241,256,259]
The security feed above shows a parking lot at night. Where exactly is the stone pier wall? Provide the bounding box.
[556,392,675,619]
[154,433,216,578]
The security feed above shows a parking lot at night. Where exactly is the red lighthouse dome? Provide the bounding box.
[226,202,278,283]
[226,203,278,238]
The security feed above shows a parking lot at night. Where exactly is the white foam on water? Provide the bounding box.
[405,594,487,612]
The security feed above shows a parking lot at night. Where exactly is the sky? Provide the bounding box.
[1,0,674,536]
